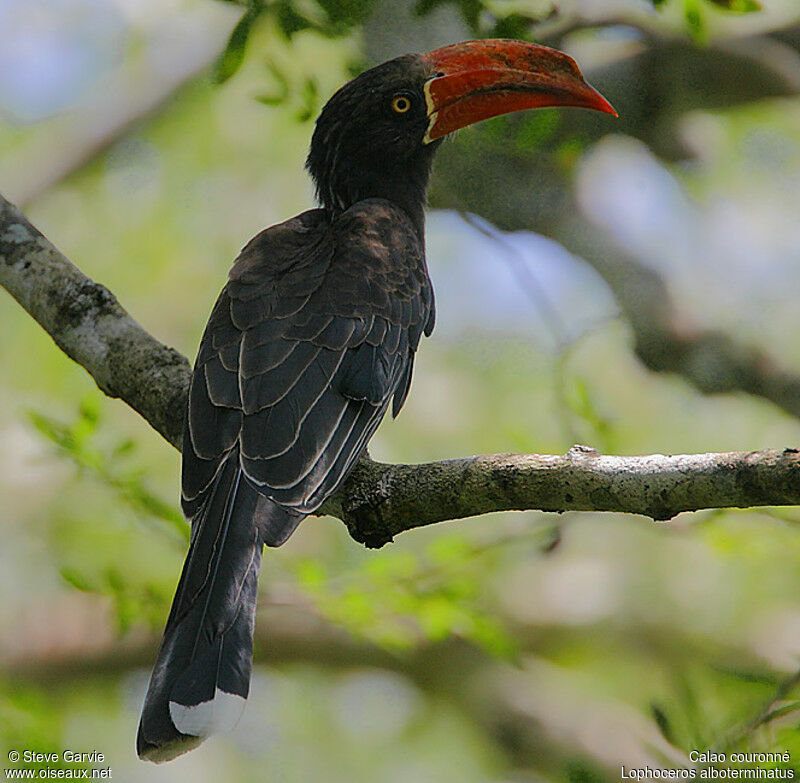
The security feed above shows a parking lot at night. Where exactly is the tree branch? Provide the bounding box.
[0,194,189,448]
[2,194,799,545]
[430,161,800,422]
[327,447,800,546]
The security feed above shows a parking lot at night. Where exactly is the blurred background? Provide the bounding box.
[2,0,800,780]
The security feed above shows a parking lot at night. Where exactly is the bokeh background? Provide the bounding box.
[2,0,800,780]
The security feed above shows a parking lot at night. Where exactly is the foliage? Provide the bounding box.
[213,5,264,84]
[26,401,187,631]
[211,0,764,92]
[654,0,761,11]
[212,0,377,86]
[28,399,188,543]
[255,62,320,122]
[25,402,547,656]
[293,529,559,655]
[0,685,63,763]
[25,400,540,657]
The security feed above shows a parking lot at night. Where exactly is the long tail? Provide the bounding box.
[136,453,299,762]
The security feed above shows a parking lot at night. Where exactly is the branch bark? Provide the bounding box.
[2,194,799,545]
[0,195,189,448]
[331,447,800,546]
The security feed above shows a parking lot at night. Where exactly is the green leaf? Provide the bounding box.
[364,550,418,583]
[29,402,188,543]
[112,438,135,458]
[684,0,707,43]
[414,0,483,32]
[338,590,377,626]
[515,109,561,151]
[213,7,261,85]
[556,135,587,170]
[295,77,319,123]
[490,12,534,39]
[345,57,369,78]
[27,411,73,452]
[414,0,444,16]
[295,559,328,592]
[651,703,677,745]
[254,59,290,107]
[60,567,95,592]
[469,615,518,659]
[254,94,285,106]
[78,397,100,427]
[273,0,313,39]
[564,375,617,453]
[0,686,63,759]
[427,535,471,565]
[418,596,465,640]
[316,0,375,29]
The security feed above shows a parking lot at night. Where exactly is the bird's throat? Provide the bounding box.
[308,135,435,239]
[319,166,430,237]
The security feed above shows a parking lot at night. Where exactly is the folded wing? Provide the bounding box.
[182,199,435,535]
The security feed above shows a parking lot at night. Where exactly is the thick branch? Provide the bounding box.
[1,601,408,683]
[2,194,799,544]
[323,447,800,546]
[0,195,189,447]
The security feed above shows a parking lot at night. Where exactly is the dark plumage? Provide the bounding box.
[137,39,615,762]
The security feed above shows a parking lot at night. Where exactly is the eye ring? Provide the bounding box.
[391,95,412,114]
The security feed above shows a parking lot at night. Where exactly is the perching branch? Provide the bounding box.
[330,447,800,546]
[2,193,799,545]
[0,195,189,448]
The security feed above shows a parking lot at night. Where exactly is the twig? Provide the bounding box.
[712,668,800,753]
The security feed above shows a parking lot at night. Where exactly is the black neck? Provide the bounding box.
[307,133,436,239]
[320,168,429,236]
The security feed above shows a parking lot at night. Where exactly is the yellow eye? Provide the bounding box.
[391,95,411,114]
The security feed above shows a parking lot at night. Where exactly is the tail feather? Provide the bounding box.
[137,453,297,763]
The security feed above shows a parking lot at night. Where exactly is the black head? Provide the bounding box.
[306,54,439,227]
[305,42,616,228]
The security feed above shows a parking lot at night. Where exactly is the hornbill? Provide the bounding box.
[137,39,615,762]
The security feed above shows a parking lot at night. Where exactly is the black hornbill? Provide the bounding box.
[137,39,615,762]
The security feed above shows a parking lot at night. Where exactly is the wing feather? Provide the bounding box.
[240,348,347,459]
[182,200,434,530]
[188,371,241,461]
[204,357,241,409]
